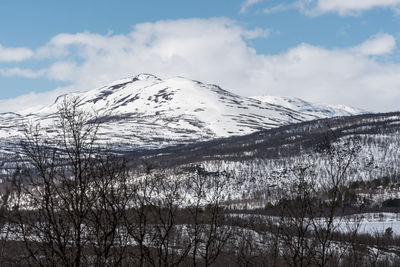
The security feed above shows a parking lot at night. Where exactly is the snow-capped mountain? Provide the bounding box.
[251,96,366,118]
[0,74,365,151]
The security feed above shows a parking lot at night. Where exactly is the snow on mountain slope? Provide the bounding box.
[251,96,366,118]
[0,74,365,151]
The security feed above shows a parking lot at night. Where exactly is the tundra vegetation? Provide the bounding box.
[0,97,400,266]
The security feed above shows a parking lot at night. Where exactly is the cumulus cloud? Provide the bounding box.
[35,18,270,91]
[0,18,400,112]
[240,0,264,13]
[0,44,33,62]
[256,42,400,110]
[352,34,396,55]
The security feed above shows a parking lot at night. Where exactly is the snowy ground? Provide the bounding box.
[229,212,400,236]
[339,213,400,235]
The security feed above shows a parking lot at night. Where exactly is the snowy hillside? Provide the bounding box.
[0,74,365,151]
[252,96,366,118]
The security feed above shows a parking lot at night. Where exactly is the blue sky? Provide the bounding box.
[1,0,400,112]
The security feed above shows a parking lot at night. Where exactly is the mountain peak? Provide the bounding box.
[134,73,162,81]
[0,74,366,152]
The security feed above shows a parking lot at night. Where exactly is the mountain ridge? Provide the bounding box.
[251,95,367,118]
[0,74,366,152]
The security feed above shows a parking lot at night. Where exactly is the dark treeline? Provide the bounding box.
[120,111,400,168]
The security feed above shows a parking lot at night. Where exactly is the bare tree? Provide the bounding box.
[124,163,155,266]
[9,97,130,266]
[125,164,192,267]
[85,154,131,266]
[271,165,316,267]
[185,165,233,267]
[309,138,361,267]
[264,133,362,267]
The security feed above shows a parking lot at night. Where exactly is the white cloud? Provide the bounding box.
[263,0,400,16]
[0,86,72,113]
[264,4,293,14]
[35,18,271,92]
[241,28,271,39]
[1,18,400,112]
[0,44,33,62]
[317,0,400,15]
[256,42,400,110]
[0,68,46,78]
[240,0,264,13]
[352,34,396,55]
